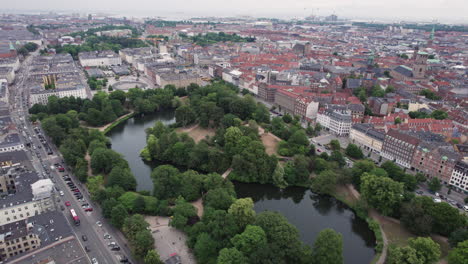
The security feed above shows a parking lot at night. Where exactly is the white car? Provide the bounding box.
[433,198,442,203]
[96,221,102,227]
[59,191,64,196]
[91,258,98,264]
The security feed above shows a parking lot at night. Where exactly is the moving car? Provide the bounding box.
[82,235,88,241]
[65,201,71,206]
[96,221,102,227]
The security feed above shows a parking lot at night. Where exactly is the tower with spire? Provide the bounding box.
[428,25,435,46]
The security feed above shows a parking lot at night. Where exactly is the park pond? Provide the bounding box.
[106,111,376,264]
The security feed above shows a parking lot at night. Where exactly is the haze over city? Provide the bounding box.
[0,1,467,264]
[2,0,468,23]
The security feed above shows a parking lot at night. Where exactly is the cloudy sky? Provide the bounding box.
[2,0,468,23]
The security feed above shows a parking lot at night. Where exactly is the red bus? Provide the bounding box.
[70,209,80,226]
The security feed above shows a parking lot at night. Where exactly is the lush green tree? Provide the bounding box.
[107,166,137,191]
[231,225,267,255]
[330,151,346,167]
[312,228,343,264]
[204,188,236,210]
[217,248,247,264]
[430,110,448,120]
[312,170,337,194]
[171,197,198,230]
[122,214,150,242]
[144,250,163,264]
[272,163,287,188]
[428,178,442,192]
[448,240,468,264]
[387,245,424,264]
[408,237,441,264]
[429,202,467,236]
[449,229,468,248]
[351,160,375,187]
[175,105,197,126]
[330,139,341,150]
[400,198,434,236]
[151,165,182,200]
[361,173,404,215]
[194,233,218,264]
[221,114,242,128]
[228,198,256,229]
[102,198,118,218]
[90,147,125,174]
[254,211,305,263]
[110,204,128,229]
[282,114,293,123]
[109,90,126,104]
[134,230,155,258]
[345,144,364,159]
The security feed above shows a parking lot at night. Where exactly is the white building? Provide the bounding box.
[449,161,468,193]
[30,85,87,105]
[0,67,15,84]
[78,50,121,67]
[317,108,352,136]
[0,57,20,72]
[0,175,55,226]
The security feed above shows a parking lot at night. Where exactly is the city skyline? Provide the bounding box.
[2,0,468,23]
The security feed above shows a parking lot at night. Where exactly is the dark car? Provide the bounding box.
[416,190,423,195]
[111,245,121,251]
[82,235,88,241]
[456,203,463,209]
[85,246,91,252]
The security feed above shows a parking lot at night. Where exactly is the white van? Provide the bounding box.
[464,205,468,212]
[433,198,442,203]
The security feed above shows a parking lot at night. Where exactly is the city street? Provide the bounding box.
[9,51,135,264]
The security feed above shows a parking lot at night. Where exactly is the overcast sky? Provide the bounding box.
[2,0,468,23]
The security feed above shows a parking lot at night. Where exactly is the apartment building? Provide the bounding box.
[317,108,352,136]
[349,123,385,154]
[411,142,460,184]
[0,170,56,226]
[449,161,468,193]
[381,129,420,168]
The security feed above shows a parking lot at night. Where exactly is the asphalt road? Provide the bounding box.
[9,51,135,264]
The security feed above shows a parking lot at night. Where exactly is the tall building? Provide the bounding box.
[412,48,428,79]
[449,161,468,193]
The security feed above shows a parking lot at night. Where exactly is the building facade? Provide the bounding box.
[381,129,420,168]
[349,123,385,154]
[449,161,468,193]
[78,50,121,67]
[317,109,352,136]
[411,143,459,184]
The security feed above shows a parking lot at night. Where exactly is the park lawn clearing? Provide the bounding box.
[261,132,281,155]
[176,124,216,143]
[377,216,450,260]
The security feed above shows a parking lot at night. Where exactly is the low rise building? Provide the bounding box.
[78,50,121,67]
[156,72,201,88]
[0,57,20,72]
[0,67,15,84]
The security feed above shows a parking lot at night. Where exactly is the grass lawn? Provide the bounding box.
[176,124,216,143]
[378,216,451,260]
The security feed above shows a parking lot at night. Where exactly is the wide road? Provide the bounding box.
[9,51,135,264]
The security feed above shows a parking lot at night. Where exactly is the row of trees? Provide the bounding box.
[408,109,448,120]
[30,92,127,127]
[181,32,255,46]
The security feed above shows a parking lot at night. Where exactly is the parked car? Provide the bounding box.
[85,207,93,212]
[65,201,71,206]
[96,221,102,227]
[85,246,91,252]
[82,235,88,241]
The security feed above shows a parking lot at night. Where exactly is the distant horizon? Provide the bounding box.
[1,0,467,24]
[1,8,467,25]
